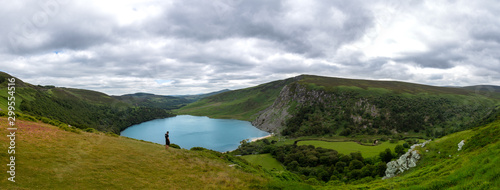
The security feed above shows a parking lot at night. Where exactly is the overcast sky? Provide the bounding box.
[1,0,499,95]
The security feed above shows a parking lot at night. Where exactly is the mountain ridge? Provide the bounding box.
[179,74,500,137]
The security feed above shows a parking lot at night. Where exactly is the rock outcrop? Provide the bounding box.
[251,83,335,133]
[383,140,431,179]
[251,85,293,133]
[458,140,465,151]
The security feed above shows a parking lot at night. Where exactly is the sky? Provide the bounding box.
[1,0,499,95]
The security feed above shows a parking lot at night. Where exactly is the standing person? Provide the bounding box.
[165,131,170,150]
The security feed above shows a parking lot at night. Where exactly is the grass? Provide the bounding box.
[0,117,269,189]
[241,154,285,171]
[297,140,406,158]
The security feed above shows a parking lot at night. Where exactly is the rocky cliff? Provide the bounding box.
[251,82,334,133]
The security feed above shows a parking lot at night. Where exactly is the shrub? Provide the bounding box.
[170,143,181,149]
[395,145,405,156]
[380,148,393,163]
[403,142,410,148]
[190,147,208,151]
[84,128,97,133]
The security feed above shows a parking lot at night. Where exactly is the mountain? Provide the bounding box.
[175,89,231,101]
[2,72,499,189]
[1,104,498,189]
[112,93,192,110]
[0,71,174,133]
[179,74,500,137]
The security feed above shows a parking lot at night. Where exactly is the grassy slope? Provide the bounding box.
[321,116,500,189]
[241,154,285,171]
[0,117,269,189]
[298,75,474,95]
[297,140,406,158]
[177,77,299,121]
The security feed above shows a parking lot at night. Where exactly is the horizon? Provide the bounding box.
[1,1,500,95]
[2,70,498,96]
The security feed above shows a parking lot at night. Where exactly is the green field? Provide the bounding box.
[297,140,406,158]
[241,154,284,171]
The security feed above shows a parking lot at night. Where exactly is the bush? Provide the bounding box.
[304,177,322,186]
[170,143,181,149]
[395,145,405,156]
[380,148,394,163]
[84,128,97,133]
[190,147,208,151]
[403,142,410,148]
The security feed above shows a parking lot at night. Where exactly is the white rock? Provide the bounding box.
[457,140,465,151]
[383,140,431,179]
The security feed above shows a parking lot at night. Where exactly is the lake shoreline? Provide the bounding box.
[250,134,272,142]
[121,115,269,152]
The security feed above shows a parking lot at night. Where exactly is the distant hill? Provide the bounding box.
[113,89,231,110]
[113,93,191,110]
[461,85,500,93]
[179,74,500,137]
[176,89,231,102]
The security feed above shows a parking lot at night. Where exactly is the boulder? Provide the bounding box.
[383,140,431,179]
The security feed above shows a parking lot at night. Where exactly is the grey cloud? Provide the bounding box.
[3,0,119,55]
[396,44,466,69]
[1,0,500,95]
[146,0,374,57]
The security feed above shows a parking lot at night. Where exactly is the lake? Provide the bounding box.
[120,115,270,152]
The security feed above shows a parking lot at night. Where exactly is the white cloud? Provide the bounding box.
[0,0,499,95]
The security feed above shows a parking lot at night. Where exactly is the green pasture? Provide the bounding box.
[297,140,406,158]
[241,154,285,171]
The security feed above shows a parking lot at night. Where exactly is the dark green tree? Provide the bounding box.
[380,148,394,163]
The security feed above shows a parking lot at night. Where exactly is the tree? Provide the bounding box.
[348,169,362,180]
[394,144,406,157]
[361,164,375,178]
[380,148,393,163]
[376,162,387,177]
[288,161,299,171]
[403,142,410,148]
[350,152,364,162]
[335,161,346,173]
[349,160,364,170]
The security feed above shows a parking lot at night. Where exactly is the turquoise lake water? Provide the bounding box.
[120,115,269,152]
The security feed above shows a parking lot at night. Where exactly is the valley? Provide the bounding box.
[1,72,499,189]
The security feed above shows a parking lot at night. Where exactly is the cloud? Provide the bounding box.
[0,0,499,95]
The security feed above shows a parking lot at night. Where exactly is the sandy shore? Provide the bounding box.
[250,134,272,142]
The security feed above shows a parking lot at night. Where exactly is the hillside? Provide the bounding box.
[1,110,498,189]
[113,93,192,110]
[0,117,271,189]
[0,71,174,133]
[337,112,500,189]
[179,74,500,137]
[177,76,302,121]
